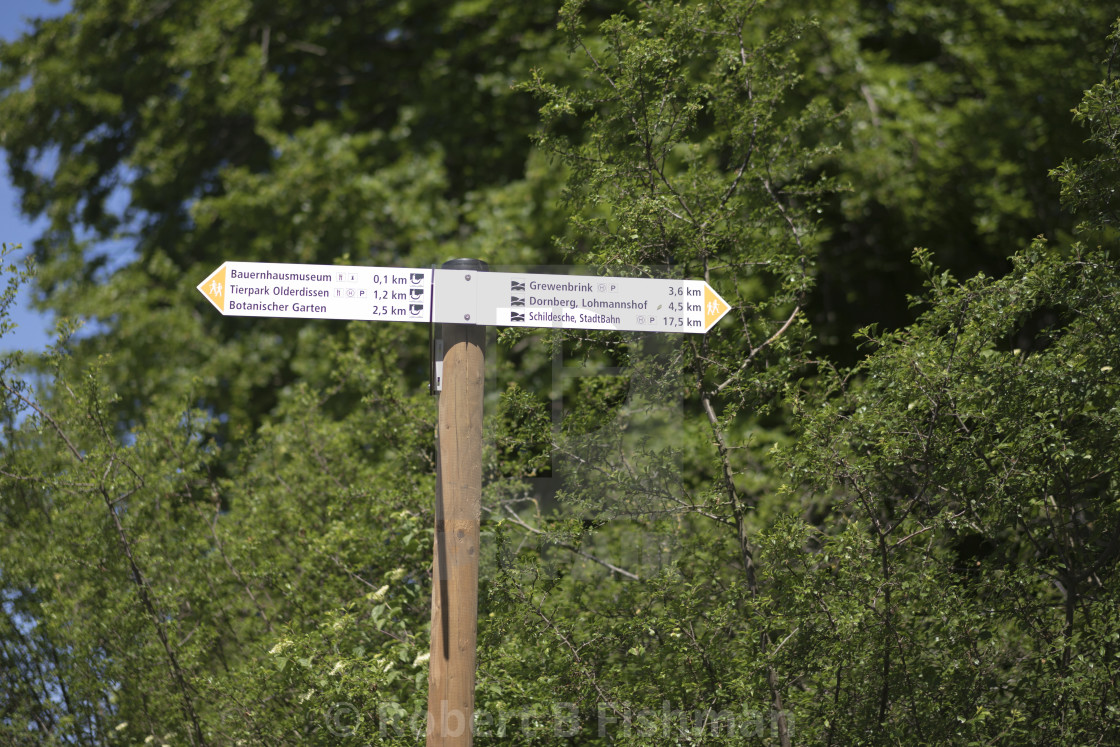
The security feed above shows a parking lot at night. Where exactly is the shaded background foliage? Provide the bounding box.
[2,1,1120,745]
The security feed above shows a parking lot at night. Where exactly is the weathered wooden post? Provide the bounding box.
[427,258,486,746]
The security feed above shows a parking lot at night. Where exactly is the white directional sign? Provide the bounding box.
[198,262,731,334]
[431,270,730,334]
[197,262,432,322]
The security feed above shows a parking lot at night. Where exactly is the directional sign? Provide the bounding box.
[198,262,732,334]
[431,270,730,334]
[197,262,432,322]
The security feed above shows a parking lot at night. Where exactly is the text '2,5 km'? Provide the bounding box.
[198,261,731,334]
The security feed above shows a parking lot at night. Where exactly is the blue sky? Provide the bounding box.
[0,0,69,352]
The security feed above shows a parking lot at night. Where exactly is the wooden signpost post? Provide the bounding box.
[198,258,730,745]
[427,259,486,745]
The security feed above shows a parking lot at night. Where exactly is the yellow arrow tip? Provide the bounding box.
[703,285,730,331]
[197,264,227,312]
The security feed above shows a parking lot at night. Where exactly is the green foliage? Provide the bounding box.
[784,0,1118,353]
[1051,19,1120,233]
[3,1,1120,745]
[0,0,597,430]
[479,3,833,745]
[789,239,1120,743]
[776,31,1120,742]
[2,313,444,744]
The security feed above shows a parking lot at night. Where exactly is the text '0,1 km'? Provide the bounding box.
[198,262,731,333]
